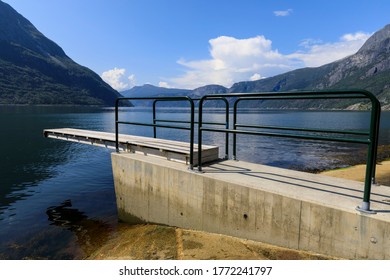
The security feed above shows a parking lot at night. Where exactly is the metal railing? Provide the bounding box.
[115,96,195,168]
[115,96,230,169]
[152,97,230,158]
[115,90,381,213]
[197,90,381,213]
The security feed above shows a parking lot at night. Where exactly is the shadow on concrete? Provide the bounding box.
[203,161,390,209]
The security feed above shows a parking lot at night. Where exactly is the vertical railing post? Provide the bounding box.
[232,99,239,160]
[356,90,381,214]
[115,98,120,152]
[223,98,229,159]
[188,97,195,170]
[153,100,158,138]
[371,103,381,183]
[197,96,205,172]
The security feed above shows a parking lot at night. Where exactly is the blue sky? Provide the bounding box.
[4,0,390,91]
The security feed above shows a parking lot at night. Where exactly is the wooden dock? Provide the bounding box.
[43,128,219,165]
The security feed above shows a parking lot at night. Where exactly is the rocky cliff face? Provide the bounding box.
[323,24,390,88]
[0,1,122,105]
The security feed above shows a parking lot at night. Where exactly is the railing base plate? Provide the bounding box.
[356,206,377,215]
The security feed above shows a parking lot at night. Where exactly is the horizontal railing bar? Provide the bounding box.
[200,127,370,144]
[154,119,191,124]
[117,96,194,101]
[154,119,226,126]
[233,94,368,101]
[200,90,372,100]
[117,121,191,131]
[235,123,370,136]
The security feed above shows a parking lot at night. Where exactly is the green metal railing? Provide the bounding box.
[152,97,230,158]
[115,96,195,168]
[197,90,381,213]
[115,90,381,213]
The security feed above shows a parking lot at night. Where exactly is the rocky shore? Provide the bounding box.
[87,223,336,260]
[321,159,390,186]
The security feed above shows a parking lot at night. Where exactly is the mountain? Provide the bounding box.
[122,84,231,107]
[128,24,390,110]
[227,24,390,109]
[0,1,122,106]
[122,84,191,98]
[122,84,229,99]
[121,84,192,106]
[191,84,228,98]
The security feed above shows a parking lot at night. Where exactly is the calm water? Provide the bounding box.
[0,105,389,259]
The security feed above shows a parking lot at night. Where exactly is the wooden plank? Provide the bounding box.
[44,128,214,151]
[43,128,219,165]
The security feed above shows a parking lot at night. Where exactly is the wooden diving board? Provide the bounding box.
[43,128,219,165]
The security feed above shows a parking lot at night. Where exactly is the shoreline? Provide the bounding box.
[87,224,337,260]
[320,159,390,186]
[0,103,389,111]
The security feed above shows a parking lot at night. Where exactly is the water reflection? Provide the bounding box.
[46,200,112,259]
[0,200,114,259]
[0,106,92,211]
[0,106,117,259]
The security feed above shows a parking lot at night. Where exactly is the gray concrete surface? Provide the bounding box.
[111,152,390,259]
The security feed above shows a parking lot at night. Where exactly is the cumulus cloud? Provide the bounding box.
[273,9,293,17]
[127,74,137,87]
[170,36,293,89]
[163,31,370,89]
[250,73,263,81]
[158,81,172,88]
[288,32,371,67]
[101,68,136,91]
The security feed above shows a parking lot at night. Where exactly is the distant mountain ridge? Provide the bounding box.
[124,24,390,110]
[122,84,229,106]
[122,84,229,98]
[0,1,122,105]
[122,84,192,97]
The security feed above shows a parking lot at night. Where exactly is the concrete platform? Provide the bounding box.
[202,160,390,214]
[112,152,390,259]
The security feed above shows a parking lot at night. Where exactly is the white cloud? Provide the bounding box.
[250,73,263,81]
[163,31,370,89]
[273,9,293,17]
[170,36,293,89]
[288,32,371,67]
[101,68,136,91]
[127,74,137,88]
[342,32,370,41]
[158,81,172,88]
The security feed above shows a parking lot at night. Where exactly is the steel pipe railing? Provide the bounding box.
[152,96,230,159]
[115,96,195,169]
[115,90,381,213]
[197,90,381,214]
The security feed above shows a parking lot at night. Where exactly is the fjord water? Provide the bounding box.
[0,106,389,259]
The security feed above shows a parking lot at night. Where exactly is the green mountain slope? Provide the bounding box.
[0,1,122,106]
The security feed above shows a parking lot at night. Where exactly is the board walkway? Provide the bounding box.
[43,128,219,165]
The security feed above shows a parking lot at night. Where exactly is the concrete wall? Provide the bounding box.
[111,152,390,260]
